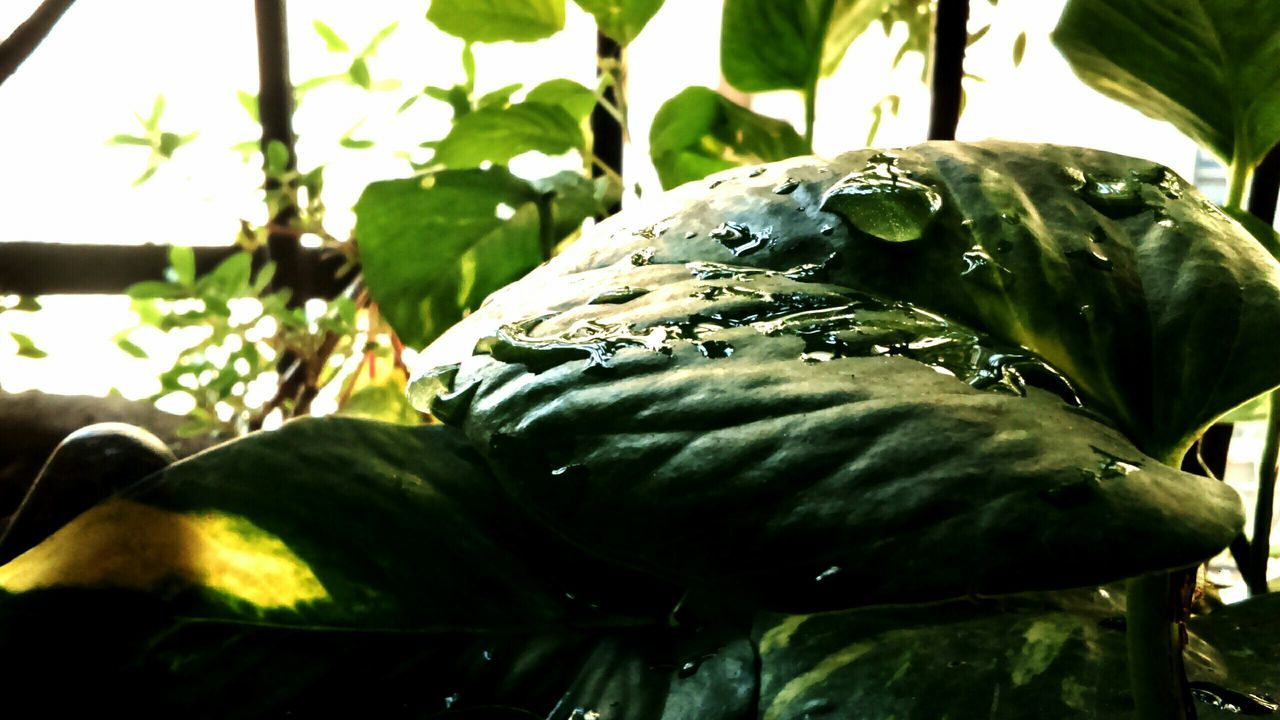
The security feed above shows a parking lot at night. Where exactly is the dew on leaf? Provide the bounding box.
[819,161,943,242]
[773,178,801,195]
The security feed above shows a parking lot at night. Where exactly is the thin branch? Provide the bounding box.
[926,0,970,141]
[0,0,75,87]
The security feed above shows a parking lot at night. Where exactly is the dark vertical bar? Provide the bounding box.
[254,0,311,303]
[926,0,970,141]
[1248,145,1280,225]
[0,0,76,87]
[591,31,623,215]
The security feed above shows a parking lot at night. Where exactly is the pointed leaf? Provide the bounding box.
[721,0,887,93]
[649,87,807,189]
[426,0,566,43]
[571,0,665,45]
[526,78,595,120]
[430,102,585,169]
[1052,0,1280,168]
[312,20,348,52]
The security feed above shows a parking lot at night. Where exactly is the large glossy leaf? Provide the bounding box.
[1052,0,1280,168]
[426,0,566,43]
[427,141,1280,459]
[573,0,665,45]
[411,260,1242,610]
[649,87,808,189]
[755,589,1134,719]
[0,418,760,716]
[720,0,887,93]
[431,101,586,169]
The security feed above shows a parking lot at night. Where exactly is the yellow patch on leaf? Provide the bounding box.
[0,498,328,608]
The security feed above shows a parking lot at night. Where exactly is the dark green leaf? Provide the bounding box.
[347,57,371,89]
[414,261,1243,608]
[571,0,665,45]
[967,23,990,46]
[756,589,1132,719]
[168,245,196,287]
[430,102,585,169]
[426,0,566,43]
[721,0,886,92]
[312,20,348,52]
[510,141,1280,457]
[11,296,40,312]
[1052,0,1280,168]
[649,86,807,189]
[526,78,596,120]
[0,419,723,715]
[1222,205,1280,259]
[354,168,544,345]
[9,332,46,359]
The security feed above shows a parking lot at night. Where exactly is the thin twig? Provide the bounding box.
[0,0,75,87]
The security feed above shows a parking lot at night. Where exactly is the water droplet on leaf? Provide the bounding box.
[820,164,943,242]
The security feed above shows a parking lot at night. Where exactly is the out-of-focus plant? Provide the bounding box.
[0,295,44,359]
[106,95,198,185]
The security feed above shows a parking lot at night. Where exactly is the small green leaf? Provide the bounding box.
[1012,31,1027,66]
[1053,0,1280,168]
[721,0,886,93]
[132,165,159,186]
[9,333,46,359]
[125,280,184,300]
[427,0,565,43]
[11,296,40,312]
[237,90,260,122]
[108,134,151,147]
[265,140,290,175]
[966,23,990,47]
[360,21,399,57]
[525,78,595,120]
[396,94,420,113]
[347,58,372,89]
[146,95,166,129]
[312,20,348,52]
[475,82,523,110]
[424,84,472,118]
[339,137,375,149]
[648,86,807,189]
[196,252,254,301]
[169,246,196,287]
[115,335,149,359]
[430,102,585,169]
[571,0,665,45]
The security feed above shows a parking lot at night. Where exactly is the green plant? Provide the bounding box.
[7,1,1280,717]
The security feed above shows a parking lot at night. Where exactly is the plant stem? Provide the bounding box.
[1247,390,1280,594]
[0,0,76,87]
[926,0,970,141]
[1126,573,1193,720]
[1226,150,1251,211]
[802,76,818,153]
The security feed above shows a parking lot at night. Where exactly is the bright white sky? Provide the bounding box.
[0,0,1221,401]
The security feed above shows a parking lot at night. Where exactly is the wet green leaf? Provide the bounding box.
[430,102,584,168]
[720,0,886,93]
[1053,0,1280,168]
[469,142,1280,458]
[572,0,665,45]
[426,0,566,43]
[649,87,807,189]
[413,259,1243,608]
